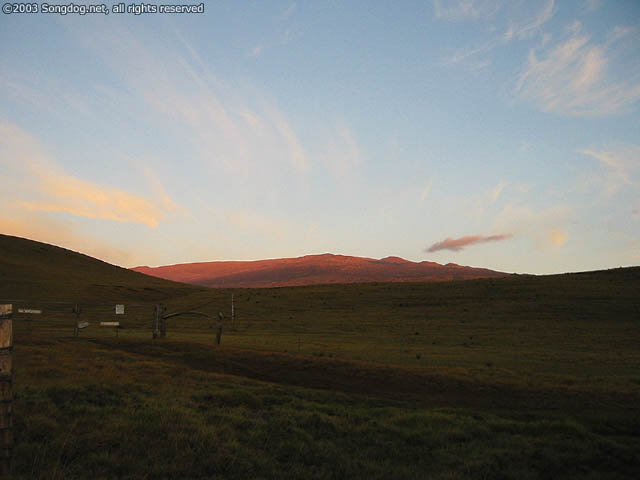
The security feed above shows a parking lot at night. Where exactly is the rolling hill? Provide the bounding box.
[0,233,203,302]
[132,253,510,287]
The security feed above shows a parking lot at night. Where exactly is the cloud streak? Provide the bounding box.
[426,233,512,252]
[433,0,501,21]
[74,24,360,187]
[516,21,640,116]
[0,120,179,228]
[22,176,164,228]
[75,26,311,178]
[579,144,640,195]
[440,0,554,67]
[504,0,554,40]
[493,203,570,250]
[318,122,362,182]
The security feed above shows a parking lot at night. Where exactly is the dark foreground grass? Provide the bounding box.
[11,337,640,479]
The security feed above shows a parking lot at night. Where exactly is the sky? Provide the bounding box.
[1,0,639,274]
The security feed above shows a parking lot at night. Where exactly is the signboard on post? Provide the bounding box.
[17,308,42,314]
[115,304,124,315]
[100,322,120,327]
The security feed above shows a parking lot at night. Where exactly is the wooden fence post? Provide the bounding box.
[160,305,167,338]
[231,293,235,330]
[215,312,223,345]
[152,304,167,339]
[153,304,159,339]
[0,304,13,477]
[73,304,81,338]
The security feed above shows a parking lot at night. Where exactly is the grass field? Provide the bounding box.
[2,234,640,478]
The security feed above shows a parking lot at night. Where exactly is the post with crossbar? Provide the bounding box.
[0,304,13,477]
[160,305,167,338]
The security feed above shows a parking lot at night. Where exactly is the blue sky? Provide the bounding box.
[1,0,639,274]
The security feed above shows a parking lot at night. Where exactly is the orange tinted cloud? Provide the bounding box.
[24,174,164,228]
[426,233,512,252]
[1,120,181,228]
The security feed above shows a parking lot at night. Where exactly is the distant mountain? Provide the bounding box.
[132,253,509,288]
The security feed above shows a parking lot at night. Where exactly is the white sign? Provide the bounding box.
[77,321,89,329]
[100,322,120,327]
[18,308,42,314]
[115,304,124,315]
[0,305,11,317]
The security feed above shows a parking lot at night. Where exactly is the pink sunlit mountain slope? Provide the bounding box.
[132,254,510,288]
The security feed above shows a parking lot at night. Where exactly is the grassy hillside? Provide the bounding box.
[2,234,640,478]
[129,268,640,390]
[0,234,204,303]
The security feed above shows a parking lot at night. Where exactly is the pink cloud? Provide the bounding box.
[426,234,512,252]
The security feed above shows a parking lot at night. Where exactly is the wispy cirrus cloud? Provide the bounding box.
[0,71,95,119]
[516,21,640,116]
[504,0,554,40]
[72,25,310,177]
[419,177,434,202]
[246,2,298,58]
[494,203,570,249]
[578,144,640,195]
[433,0,502,21]
[443,37,501,68]
[0,120,179,228]
[317,122,363,182]
[471,179,508,220]
[22,182,164,228]
[74,24,358,184]
[426,233,512,252]
[490,179,507,202]
[440,0,555,67]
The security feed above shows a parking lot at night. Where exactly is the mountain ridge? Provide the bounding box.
[132,253,510,288]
